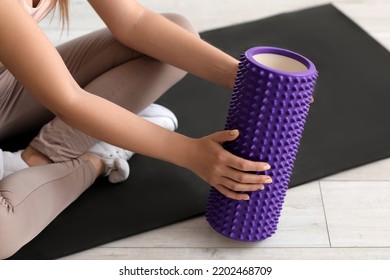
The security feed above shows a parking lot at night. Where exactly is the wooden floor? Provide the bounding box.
[39,0,390,260]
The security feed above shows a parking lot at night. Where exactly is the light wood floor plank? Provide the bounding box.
[321,181,390,247]
[323,158,390,181]
[98,182,328,249]
[62,247,390,260]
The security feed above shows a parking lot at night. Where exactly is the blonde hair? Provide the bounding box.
[56,0,69,28]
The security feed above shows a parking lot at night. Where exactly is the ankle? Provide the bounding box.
[81,152,105,176]
[21,146,53,166]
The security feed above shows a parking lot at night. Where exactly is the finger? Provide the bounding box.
[214,184,251,201]
[219,176,264,192]
[225,153,271,172]
[210,129,239,144]
[226,169,272,184]
[310,97,314,104]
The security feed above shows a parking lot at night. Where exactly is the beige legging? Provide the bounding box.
[0,13,197,259]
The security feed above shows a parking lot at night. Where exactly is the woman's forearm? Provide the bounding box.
[89,0,239,89]
[62,89,193,168]
[130,9,239,89]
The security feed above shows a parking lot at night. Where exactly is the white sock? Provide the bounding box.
[0,150,29,179]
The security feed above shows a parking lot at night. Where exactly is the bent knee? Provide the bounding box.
[0,211,20,259]
[0,227,16,259]
[162,13,200,37]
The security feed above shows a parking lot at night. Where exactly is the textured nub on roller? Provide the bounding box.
[206,46,318,242]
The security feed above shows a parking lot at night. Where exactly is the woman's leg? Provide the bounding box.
[0,69,53,140]
[0,153,101,259]
[29,13,198,162]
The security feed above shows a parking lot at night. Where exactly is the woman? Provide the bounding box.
[0,0,272,259]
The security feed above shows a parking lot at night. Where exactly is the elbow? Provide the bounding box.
[109,3,146,45]
[47,82,83,122]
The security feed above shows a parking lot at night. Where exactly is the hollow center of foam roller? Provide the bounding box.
[252,53,308,72]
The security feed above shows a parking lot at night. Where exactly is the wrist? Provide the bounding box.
[167,134,195,170]
[227,60,239,90]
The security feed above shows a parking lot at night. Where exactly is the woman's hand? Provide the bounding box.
[184,130,272,200]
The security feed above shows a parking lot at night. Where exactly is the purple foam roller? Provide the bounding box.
[206,46,318,241]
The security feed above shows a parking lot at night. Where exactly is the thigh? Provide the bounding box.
[1,13,197,140]
[0,29,133,140]
[0,70,53,140]
[56,28,141,89]
[0,29,137,140]
[57,13,198,106]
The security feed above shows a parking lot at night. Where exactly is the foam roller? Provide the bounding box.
[206,46,318,241]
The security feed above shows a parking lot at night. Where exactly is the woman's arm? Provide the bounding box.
[0,1,181,163]
[0,0,270,200]
[0,2,166,160]
[88,0,239,89]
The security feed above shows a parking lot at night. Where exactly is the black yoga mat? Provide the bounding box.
[5,3,390,259]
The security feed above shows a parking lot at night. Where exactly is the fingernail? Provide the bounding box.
[244,195,250,200]
[229,129,239,136]
[258,184,265,190]
[264,177,272,184]
[264,164,271,170]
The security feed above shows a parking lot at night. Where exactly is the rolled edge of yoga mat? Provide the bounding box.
[206,46,318,241]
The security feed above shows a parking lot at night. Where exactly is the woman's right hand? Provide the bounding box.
[183,129,272,200]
